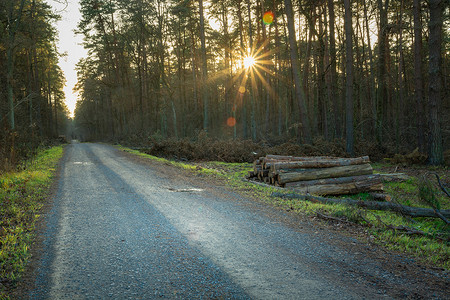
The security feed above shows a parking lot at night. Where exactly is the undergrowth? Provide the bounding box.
[118,145,450,270]
[0,146,63,298]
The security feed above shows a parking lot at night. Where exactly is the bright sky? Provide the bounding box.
[51,0,87,117]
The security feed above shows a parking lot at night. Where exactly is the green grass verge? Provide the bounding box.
[118,145,449,269]
[0,146,64,298]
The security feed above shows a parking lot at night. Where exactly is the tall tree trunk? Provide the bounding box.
[376,0,390,143]
[6,40,15,130]
[427,0,444,165]
[31,0,43,137]
[47,74,54,137]
[54,93,58,136]
[199,0,209,132]
[396,1,405,153]
[413,0,425,152]
[344,0,354,155]
[274,0,283,136]
[237,1,247,138]
[190,28,198,112]
[363,0,376,139]
[327,0,340,138]
[247,0,256,141]
[6,0,27,131]
[283,0,312,144]
[317,6,327,139]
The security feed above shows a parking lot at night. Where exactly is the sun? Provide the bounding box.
[243,55,256,69]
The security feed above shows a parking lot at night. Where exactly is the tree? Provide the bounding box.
[376,0,390,143]
[427,0,444,165]
[283,0,312,144]
[199,0,209,132]
[344,0,354,155]
[6,0,27,130]
[413,0,425,152]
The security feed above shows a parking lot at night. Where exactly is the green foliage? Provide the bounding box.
[0,146,63,297]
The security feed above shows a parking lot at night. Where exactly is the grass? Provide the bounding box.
[0,146,64,298]
[118,145,450,270]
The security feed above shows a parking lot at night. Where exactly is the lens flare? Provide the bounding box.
[263,11,274,25]
[238,86,246,94]
[226,117,236,127]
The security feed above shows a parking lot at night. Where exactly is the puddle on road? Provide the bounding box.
[166,187,203,193]
[73,162,93,166]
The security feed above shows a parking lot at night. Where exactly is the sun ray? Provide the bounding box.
[252,67,277,97]
[253,63,275,75]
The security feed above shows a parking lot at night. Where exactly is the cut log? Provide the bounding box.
[271,192,450,219]
[265,154,333,160]
[277,163,374,184]
[258,169,269,177]
[262,155,336,168]
[284,174,383,195]
[369,193,392,202]
[292,183,383,195]
[247,171,257,178]
[378,173,410,182]
[270,156,370,171]
[285,174,381,188]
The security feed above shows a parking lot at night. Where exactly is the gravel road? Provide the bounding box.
[24,143,448,299]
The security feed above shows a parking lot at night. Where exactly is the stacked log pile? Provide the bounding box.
[248,155,383,195]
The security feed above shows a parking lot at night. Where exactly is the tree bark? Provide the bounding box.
[413,0,426,152]
[363,0,377,138]
[287,175,383,195]
[247,0,257,141]
[344,0,354,155]
[285,174,381,187]
[263,154,333,163]
[6,0,27,130]
[277,163,374,184]
[199,0,209,132]
[376,0,390,143]
[327,0,340,138]
[427,0,444,165]
[270,156,370,171]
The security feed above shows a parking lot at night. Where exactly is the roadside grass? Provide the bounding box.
[118,145,449,269]
[0,146,63,298]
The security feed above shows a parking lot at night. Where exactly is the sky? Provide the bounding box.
[51,0,87,117]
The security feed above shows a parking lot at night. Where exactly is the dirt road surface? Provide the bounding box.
[17,143,448,299]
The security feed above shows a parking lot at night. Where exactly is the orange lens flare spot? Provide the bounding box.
[227,117,236,127]
[238,86,246,94]
[263,11,274,25]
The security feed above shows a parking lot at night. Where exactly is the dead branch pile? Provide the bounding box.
[248,154,383,195]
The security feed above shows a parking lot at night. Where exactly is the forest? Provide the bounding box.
[1,0,449,169]
[0,0,71,169]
